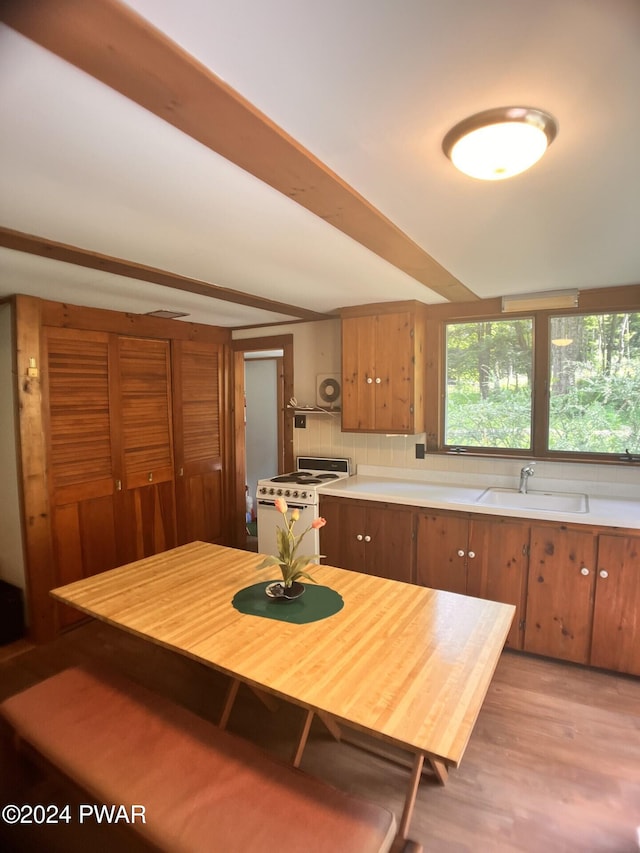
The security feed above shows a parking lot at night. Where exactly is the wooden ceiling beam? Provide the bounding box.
[0,228,332,321]
[1,0,477,303]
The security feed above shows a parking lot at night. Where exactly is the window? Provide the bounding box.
[430,295,640,461]
[549,312,640,455]
[445,319,533,449]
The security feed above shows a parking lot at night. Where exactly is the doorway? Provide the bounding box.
[231,335,293,549]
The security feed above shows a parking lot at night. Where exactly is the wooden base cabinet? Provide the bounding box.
[318,492,639,675]
[591,534,640,676]
[319,497,414,583]
[524,527,596,665]
[416,510,528,649]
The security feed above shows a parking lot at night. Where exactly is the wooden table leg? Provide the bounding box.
[218,678,240,730]
[249,686,279,712]
[292,708,315,768]
[316,711,342,742]
[429,757,448,784]
[397,753,424,840]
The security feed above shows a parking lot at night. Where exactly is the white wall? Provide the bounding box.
[0,303,27,599]
[235,318,640,495]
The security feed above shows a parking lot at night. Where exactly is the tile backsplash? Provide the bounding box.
[294,416,640,498]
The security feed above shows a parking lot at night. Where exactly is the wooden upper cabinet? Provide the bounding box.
[591,533,640,676]
[172,340,226,545]
[341,303,425,433]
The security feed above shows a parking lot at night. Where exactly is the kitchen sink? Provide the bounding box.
[476,487,589,514]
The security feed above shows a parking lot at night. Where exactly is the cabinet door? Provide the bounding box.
[319,498,367,571]
[364,504,414,583]
[416,511,468,594]
[373,312,415,433]
[172,340,225,545]
[44,327,119,627]
[591,534,640,675]
[341,316,377,430]
[467,518,529,649]
[113,336,177,563]
[525,526,596,664]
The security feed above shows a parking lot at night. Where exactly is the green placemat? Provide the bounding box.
[232,581,344,624]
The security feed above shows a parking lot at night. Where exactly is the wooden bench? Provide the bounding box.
[0,666,422,853]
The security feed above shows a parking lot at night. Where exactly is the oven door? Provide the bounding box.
[256,500,320,561]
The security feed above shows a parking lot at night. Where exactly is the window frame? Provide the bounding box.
[424,284,640,464]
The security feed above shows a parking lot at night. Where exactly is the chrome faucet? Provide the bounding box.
[518,463,536,494]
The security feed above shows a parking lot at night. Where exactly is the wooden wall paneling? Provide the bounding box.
[172,339,225,545]
[14,296,56,641]
[112,336,177,563]
[39,298,234,342]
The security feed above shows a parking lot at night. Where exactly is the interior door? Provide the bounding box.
[113,336,177,563]
[172,340,225,545]
[44,327,119,626]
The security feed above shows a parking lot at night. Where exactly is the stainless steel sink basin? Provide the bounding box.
[476,487,589,513]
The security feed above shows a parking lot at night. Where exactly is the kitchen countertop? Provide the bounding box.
[318,471,640,530]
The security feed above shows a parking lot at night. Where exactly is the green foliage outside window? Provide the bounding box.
[549,313,640,453]
[445,319,532,449]
[445,312,640,456]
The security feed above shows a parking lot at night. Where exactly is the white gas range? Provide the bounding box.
[256,457,351,558]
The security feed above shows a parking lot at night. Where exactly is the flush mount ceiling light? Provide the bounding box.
[442,106,558,181]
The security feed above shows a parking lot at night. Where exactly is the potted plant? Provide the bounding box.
[257,498,326,599]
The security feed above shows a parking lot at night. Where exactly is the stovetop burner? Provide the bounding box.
[270,474,325,485]
[257,457,351,503]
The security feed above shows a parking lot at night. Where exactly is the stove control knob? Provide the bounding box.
[292,490,299,498]
[300,491,307,499]
[269,488,275,496]
[277,488,283,496]
[284,489,291,497]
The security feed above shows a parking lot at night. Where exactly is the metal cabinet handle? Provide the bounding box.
[375,377,381,384]
[457,549,465,557]
[364,535,372,543]
[356,534,363,541]
[366,377,373,384]
[115,479,122,491]
[580,567,590,576]
[468,551,476,559]
[599,569,609,579]
[148,472,153,483]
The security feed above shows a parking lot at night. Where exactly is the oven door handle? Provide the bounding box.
[258,500,307,511]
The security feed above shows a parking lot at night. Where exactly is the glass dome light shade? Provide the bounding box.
[443,107,557,181]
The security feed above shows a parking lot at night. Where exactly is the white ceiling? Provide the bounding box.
[1,0,639,328]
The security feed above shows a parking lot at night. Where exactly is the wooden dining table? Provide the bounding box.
[51,541,514,840]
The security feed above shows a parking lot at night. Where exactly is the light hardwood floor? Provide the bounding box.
[1,620,639,852]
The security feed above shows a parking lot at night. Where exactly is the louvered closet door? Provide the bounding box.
[113,336,177,562]
[172,340,225,544]
[44,328,119,626]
